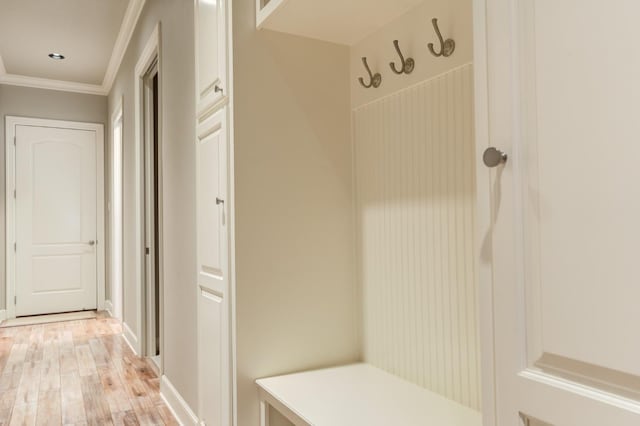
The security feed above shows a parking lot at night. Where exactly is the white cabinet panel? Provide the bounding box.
[478,0,640,424]
[196,108,230,425]
[199,287,224,426]
[195,0,227,116]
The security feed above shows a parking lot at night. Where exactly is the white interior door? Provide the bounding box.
[196,108,230,426]
[14,124,98,317]
[477,0,640,424]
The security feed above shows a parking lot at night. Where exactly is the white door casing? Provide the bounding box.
[5,117,104,318]
[196,108,230,426]
[475,0,640,424]
[132,24,162,358]
[111,99,124,321]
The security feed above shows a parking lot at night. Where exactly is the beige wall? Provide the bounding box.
[107,0,199,409]
[232,0,360,425]
[0,84,107,311]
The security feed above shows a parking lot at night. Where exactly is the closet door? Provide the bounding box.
[195,0,227,115]
[196,109,230,426]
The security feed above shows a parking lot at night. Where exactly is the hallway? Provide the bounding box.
[0,313,177,425]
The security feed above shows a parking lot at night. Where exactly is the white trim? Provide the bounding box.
[0,0,145,95]
[102,0,147,92]
[5,116,105,320]
[105,300,114,317]
[110,97,125,322]
[226,0,238,424]
[0,310,6,323]
[134,24,162,366]
[255,0,286,28]
[122,321,140,355]
[0,72,105,95]
[473,0,497,424]
[160,375,200,426]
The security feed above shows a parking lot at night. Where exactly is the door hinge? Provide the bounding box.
[13,189,16,199]
[14,242,16,252]
[14,296,16,304]
[13,136,16,146]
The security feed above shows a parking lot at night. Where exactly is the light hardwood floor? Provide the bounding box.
[0,313,177,425]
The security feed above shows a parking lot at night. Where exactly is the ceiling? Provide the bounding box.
[0,0,143,94]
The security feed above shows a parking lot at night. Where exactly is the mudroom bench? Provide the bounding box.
[256,363,482,426]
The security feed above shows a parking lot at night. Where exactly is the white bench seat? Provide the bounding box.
[256,363,482,426]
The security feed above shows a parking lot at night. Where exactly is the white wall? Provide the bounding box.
[352,0,480,411]
[0,84,107,311]
[107,0,199,410]
[232,0,360,425]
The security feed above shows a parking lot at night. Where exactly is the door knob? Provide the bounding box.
[88,240,96,246]
[483,147,507,167]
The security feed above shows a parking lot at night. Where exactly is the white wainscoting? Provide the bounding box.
[354,63,480,410]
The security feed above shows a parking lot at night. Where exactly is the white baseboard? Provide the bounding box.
[122,322,139,355]
[104,300,114,318]
[0,309,6,323]
[160,375,199,425]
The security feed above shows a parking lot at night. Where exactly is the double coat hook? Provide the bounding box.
[358,57,382,89]
[428,18,455,57]
[389,40,414,74]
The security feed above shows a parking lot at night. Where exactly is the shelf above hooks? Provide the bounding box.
[428,18,455,58]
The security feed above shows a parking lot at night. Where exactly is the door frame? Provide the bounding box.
[109,98,124,320]
[142,59,160,365]
[472,0,497,423]
[5,116,105,320]
[133,23,165,373]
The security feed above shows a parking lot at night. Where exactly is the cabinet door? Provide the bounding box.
[477,0,640,424]
[195,0,227,115]
[196,108,230,426]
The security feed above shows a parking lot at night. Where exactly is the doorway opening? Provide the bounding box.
[143,58,162,369]
[110,102,124,321]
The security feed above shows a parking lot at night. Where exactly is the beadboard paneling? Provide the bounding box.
[354,63,480,410]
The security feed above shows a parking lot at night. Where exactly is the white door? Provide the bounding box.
[196,109,230,426]
[476,0,640,424]
[15,124,98,317]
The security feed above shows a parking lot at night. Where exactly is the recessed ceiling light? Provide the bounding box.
[48,53,65,60]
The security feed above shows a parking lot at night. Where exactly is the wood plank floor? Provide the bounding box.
[0,313,178,425]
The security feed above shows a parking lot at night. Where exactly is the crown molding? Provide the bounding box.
[0,0,145,96]
[102,0,146,92]
[0,72,106,95]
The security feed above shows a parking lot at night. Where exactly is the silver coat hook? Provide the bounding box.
[428,18,455,57]
[358,57,382,89]
[389,40,415,74]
